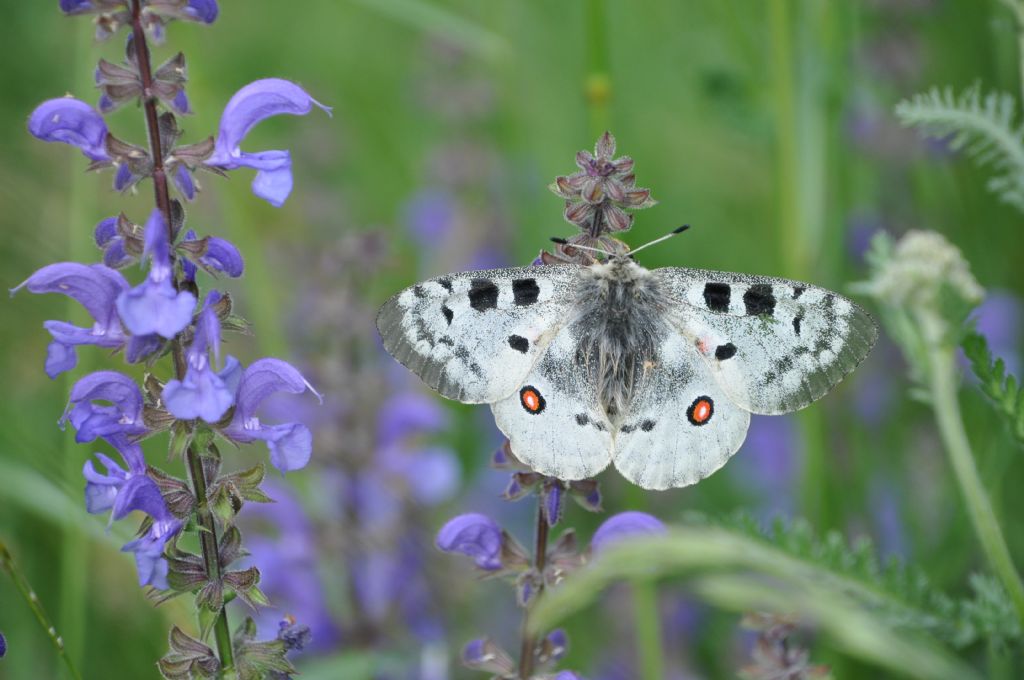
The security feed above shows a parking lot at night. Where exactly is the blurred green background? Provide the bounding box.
[2,0,1024,678]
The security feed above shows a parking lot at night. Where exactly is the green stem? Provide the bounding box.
[186,447,235,675]
[1000,0,1024,103]
[631,579,664,680]
[927,345,1024,625]
[517,502,549,679]
[1,540,83,680]
[584,0,611,140]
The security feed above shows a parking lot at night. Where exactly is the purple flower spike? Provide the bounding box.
[12,262,129,378]
[28,97,109,162]
[122,516,182,589]
[163,292,238,423]
[184,0,218,23]
[591,511,666,554]
[206,78,330,207]
[555,672,586,680]
[436,513,503,570]
[63,371,147,446]
[222,358,320,473]
[116,210,196,338]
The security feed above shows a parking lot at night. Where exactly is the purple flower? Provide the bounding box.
[28,97,109,162]
[184,0,218,23]
[206,78,330,207]
[180,230,245,281]
[61,371,147,446]
[403,189,456,245]
[163,292,240,423]
[556,673,586,680]
[116,210,196,338]
[221,358,321,473]
[376,392,448,447]
[83,441,145,515]
[435,513,503,570]
[973,290,1022,376]
[0,631,5,658]
[591,511,666,553]
[59,0,97,14]
[462,638,516,676]
[173,164,196,199]
[122,516,183,589]
[11,261,129,378]
[94,215,136,268]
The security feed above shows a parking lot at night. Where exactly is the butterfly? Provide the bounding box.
[376,232,877,490]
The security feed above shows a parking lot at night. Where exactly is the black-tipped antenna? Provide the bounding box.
[549,237,614,257]
[627,224,691,257]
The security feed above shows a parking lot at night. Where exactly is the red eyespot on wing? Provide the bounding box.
[519,386,546,414]
[686,396,714,426]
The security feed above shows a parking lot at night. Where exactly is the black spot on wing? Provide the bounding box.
[575,413,589,426]
[469,279,499,311]
[640,420,656,432]
[413,285,427,298]
[620,423,635,434]
[792,286,805,299]
[441,304,454,325]
[437,336,454,346]
[512,278,540,306]
[703,282,731,312]
[715,343,737,360]
[437,277,453,292]
[743,284,776,316]
[508,335,529,353]
[792,314,802,336]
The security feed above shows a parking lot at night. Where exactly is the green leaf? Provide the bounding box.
[963,331,1024,446]
[531,522,982,680]
[896,84,1024,213]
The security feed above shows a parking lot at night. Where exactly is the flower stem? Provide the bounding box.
[631,579,664,680]
[128,0,234,671]
[0,540,83,680]
[517,501,549,679]
[927,345,1024,625]
[186,445,235,674]
[129,0,173,234]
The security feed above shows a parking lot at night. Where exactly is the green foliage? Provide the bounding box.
[963,330,1024,446]
[532,515,1024,680]
[896,84,1024,212]
[717,513,1021,649]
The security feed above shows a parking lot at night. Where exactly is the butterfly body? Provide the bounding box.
[377,256,876,489]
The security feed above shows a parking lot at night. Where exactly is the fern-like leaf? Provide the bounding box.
[963,330,1024,446]
[895,84,1024,212]
[713,512,1021,648]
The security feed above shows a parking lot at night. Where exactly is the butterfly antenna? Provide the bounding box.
[626,224,691,257]
[549,237,615,258]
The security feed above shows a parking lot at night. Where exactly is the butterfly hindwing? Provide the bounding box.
[376,265,581,404]
[654,267,878,415]
[612,332,751,490]
[490,322,613,481]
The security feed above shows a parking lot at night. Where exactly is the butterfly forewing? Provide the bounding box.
[376,266,580,404]
[655,267,878,415]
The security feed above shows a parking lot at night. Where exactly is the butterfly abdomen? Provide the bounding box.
[574,259,672,422]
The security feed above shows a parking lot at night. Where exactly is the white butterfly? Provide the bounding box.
[377,238,877,490]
